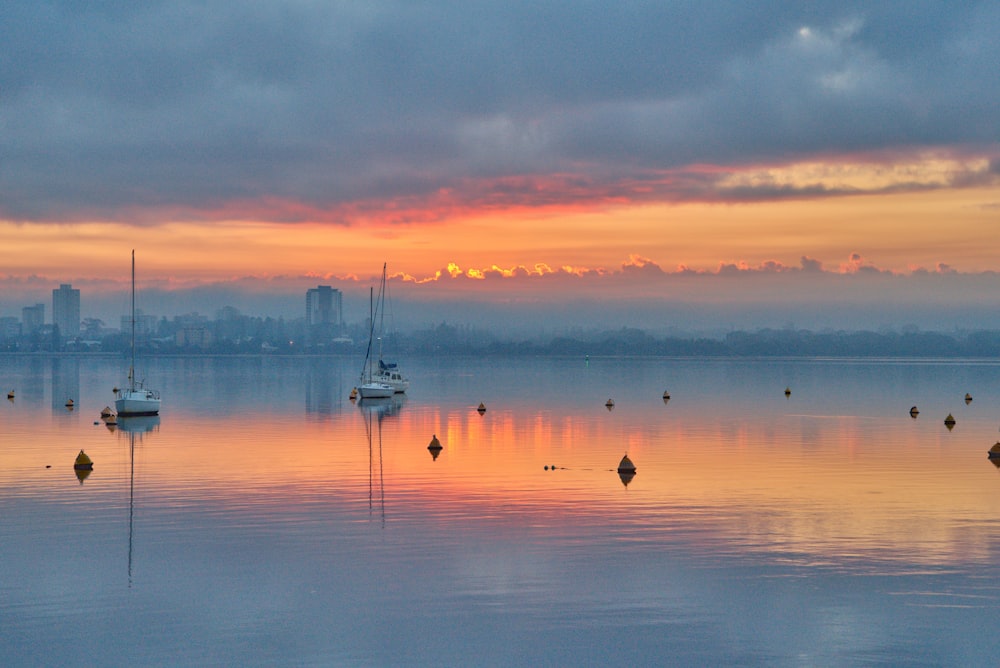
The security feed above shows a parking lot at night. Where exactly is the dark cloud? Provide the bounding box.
[1,1,998,221]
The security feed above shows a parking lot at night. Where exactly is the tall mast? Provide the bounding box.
[362,286,375,382]
[129,249,136,391]
[377,263,386,362]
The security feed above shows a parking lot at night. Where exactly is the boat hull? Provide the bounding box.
[115,390,161,416]
[358,382,394,399]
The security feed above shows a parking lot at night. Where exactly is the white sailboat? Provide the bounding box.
[370,264,409,393]
[358,282,393,399]
[115,250,161,417]
[358,264,407,398]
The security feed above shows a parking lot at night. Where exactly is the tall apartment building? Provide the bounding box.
[306,286,343,345]
[52,283,81,339]
[306,286,343,327]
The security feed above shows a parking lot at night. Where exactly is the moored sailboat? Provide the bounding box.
[358,279,394,399]
[369,264,409,394]
[115,250,161,417]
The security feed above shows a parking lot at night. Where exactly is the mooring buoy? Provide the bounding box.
[73,450,93,471]
[784,387,791,397]
[617,454,636,486]
[477,402,486,414]
[910,406,919,418]
[944,413,956,430]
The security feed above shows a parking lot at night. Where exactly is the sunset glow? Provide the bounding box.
[2,3,999,330]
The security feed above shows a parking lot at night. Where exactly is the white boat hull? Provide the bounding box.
[358,382,394,399]
[115,389,161,416]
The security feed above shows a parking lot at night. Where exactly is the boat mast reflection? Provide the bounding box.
[114,415,160,586]
[359,396,403,527]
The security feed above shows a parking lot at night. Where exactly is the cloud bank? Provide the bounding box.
[2,1,998,222]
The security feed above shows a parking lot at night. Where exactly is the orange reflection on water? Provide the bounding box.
[6,397,1000,569]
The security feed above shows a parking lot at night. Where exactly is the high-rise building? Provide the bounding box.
[52,283,81,339]
[306,286,343,346]
[22,303,45,334]
[306,286,342,327]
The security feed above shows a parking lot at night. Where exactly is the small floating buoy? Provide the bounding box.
[427,434,442,461]
[605,398,615,409]
[349,387,358,400]
[73,450,93,471]
[965,393,973,404]
[988,442,1000,459]
[112,386,119,394]
[910,406,919,418]
[6,390,13,399]
[784,387,791,397]
[662,390,670,401]
[944,413,956,430]
[105,414,117,426]
[617,454,636,486]
[65,398,74,409]
[100,406,113,418]
[477,402,486,414]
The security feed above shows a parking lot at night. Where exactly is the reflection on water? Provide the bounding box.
[3,355,1000,665]
[359,395,403,527]
[50,357,80,412]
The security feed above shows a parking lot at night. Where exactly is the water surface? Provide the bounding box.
[3,355,1000,665]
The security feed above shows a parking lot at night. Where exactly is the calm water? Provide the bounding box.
[3,354,1000,666]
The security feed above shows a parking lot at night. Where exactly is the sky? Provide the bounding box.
[2,1,999,334]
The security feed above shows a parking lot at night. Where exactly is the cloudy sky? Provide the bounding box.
[2,1,999,333]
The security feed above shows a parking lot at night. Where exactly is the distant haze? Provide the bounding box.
[4,262,999,337]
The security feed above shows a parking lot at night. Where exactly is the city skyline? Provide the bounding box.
[1,3,999,334]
